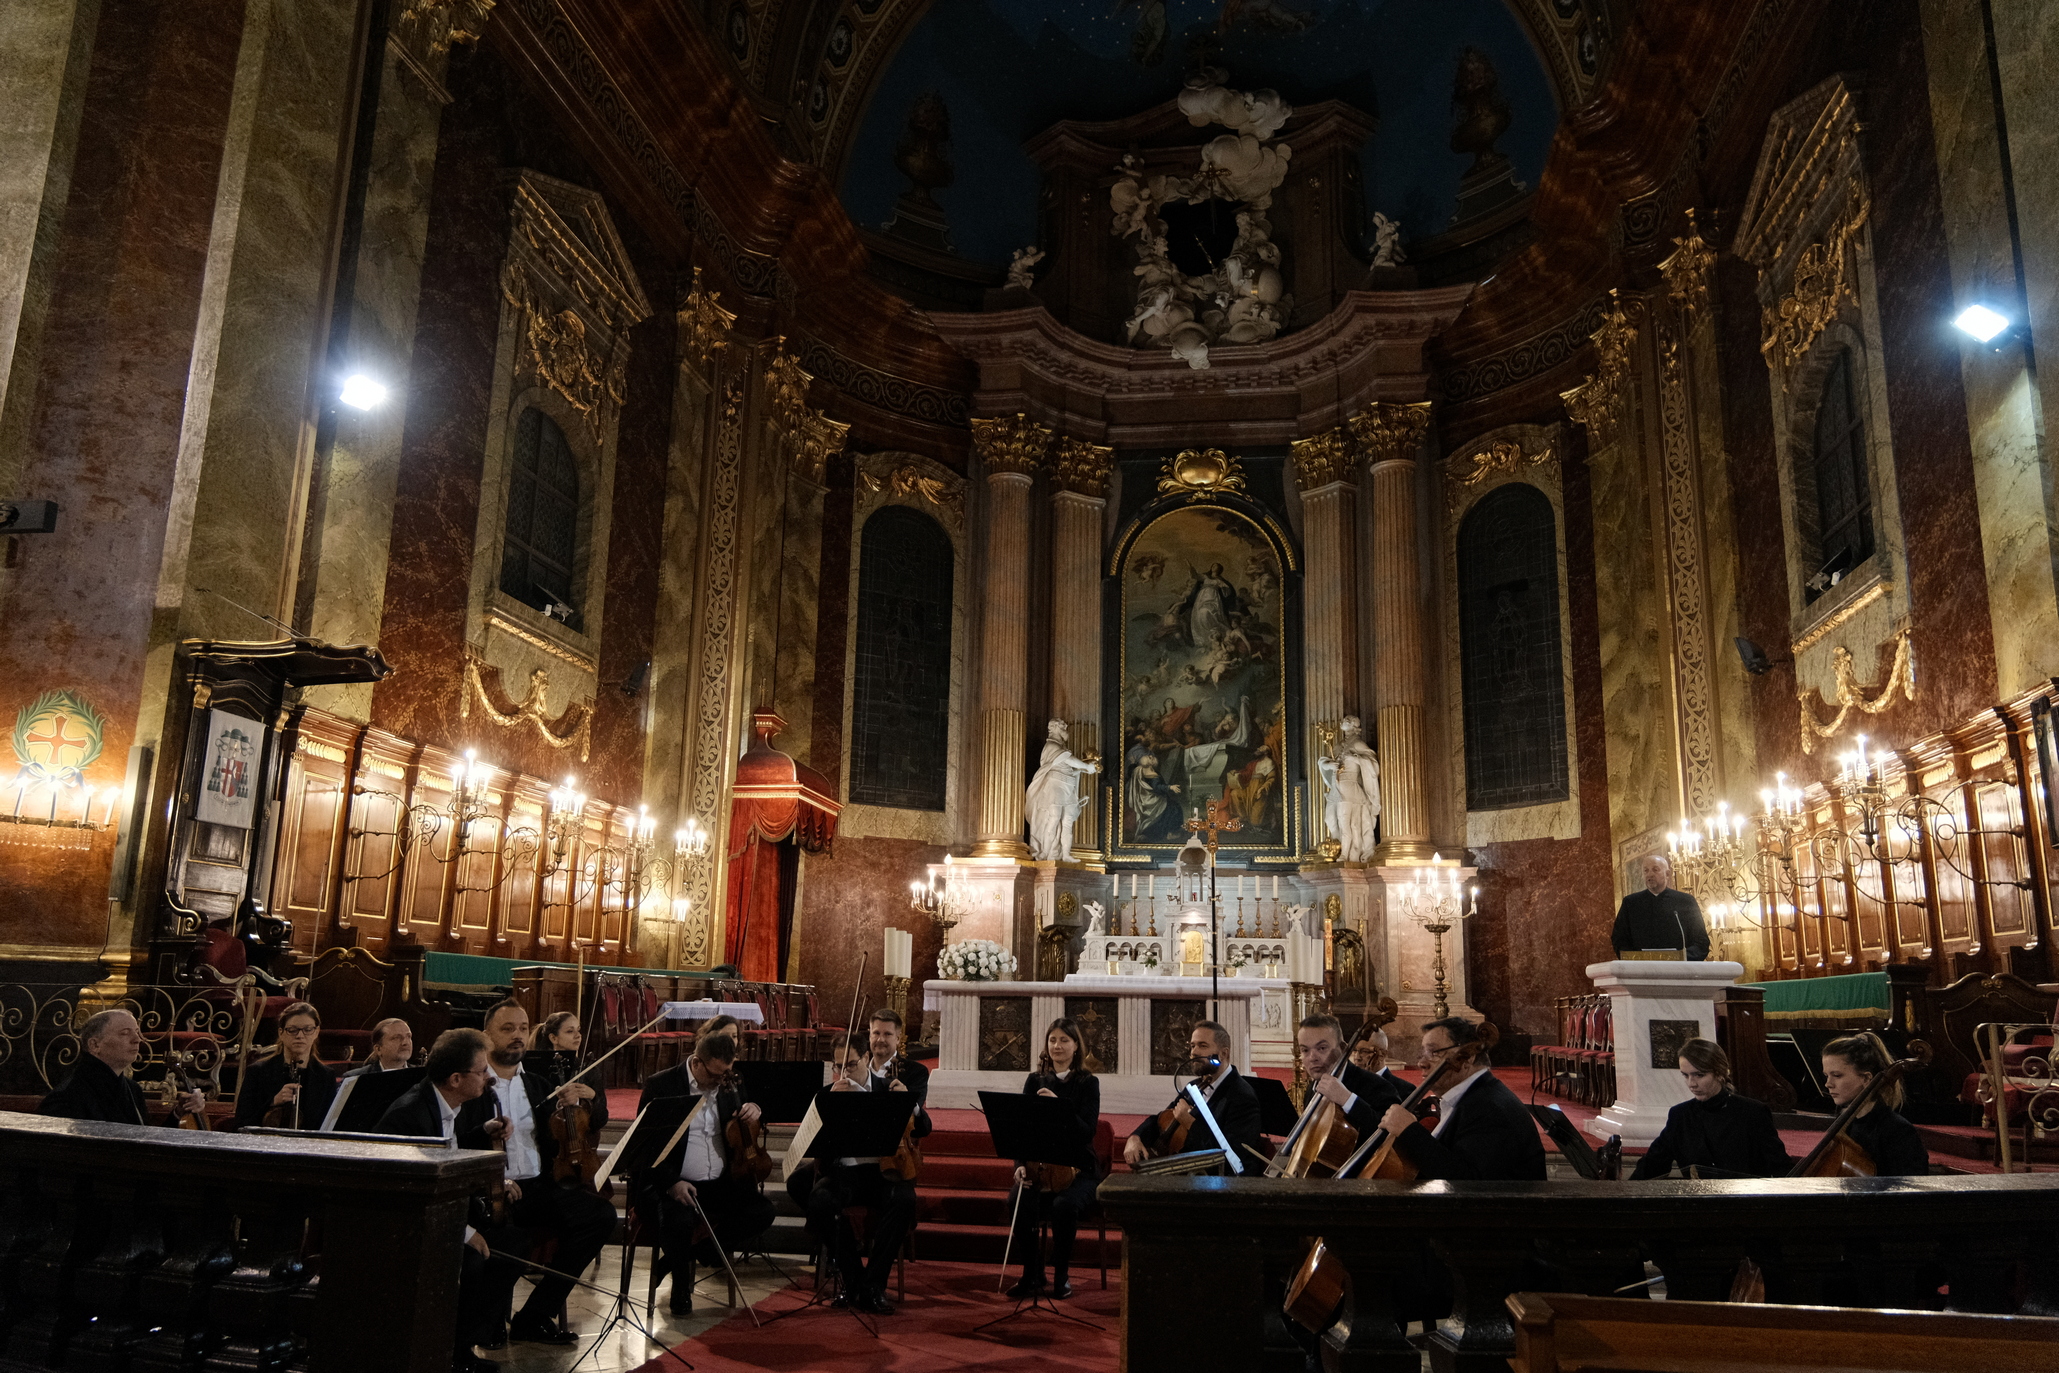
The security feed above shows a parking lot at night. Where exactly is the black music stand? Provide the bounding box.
[734,1061,823,1123]
[324,1067,424,1133]
[1249,1074,1298,1138]
[971,1092,1101,1335]
[761,1090,920,1336]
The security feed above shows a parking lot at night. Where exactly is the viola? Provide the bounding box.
[1024,1066,1081,1192]
[879,1054,924,1182]
[162,1053,211,1132]
[261,1060,306,1131]
[721,1066,775,1184]
[544,1051,603,1192]
[1283,1025,1499,1335]
[1788,1041,1930,1179]
[484,1082,513,1223]
[1142,1056,1221,1160]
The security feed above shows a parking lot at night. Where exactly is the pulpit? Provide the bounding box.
[1588,958,1743,1145]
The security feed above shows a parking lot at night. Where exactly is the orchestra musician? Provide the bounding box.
[375,1029,527,1373]
[1297,1013,1404,1136]
[785,1032,866,1216]
[41,1008,206,1124]
[472,999,617,1347]
[804,1008,931,1315]
[631,1032,776,1317]
[1348,1026,1406,1092]
[1376,1017,1546,1180]
[1006,1017,1101,1300]
[342,1017,417,1076]
[233,1001,336,1131]
[1821,1032,1929,1176]
[1631,1038,1790,1179]
[1123,1020,1260,1171]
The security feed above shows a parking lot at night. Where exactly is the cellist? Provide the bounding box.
[1297,1013,1404,1138]
[632,1032,775,1318]
[1819,1031,1928,1176]
[1375,1017,1545,1181]
[1006,1017,1101,1300]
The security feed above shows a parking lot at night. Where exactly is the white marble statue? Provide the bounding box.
[1024,719,1100,860]
[1317,715,1383,862]
[1083,901,1106,936]
[1006,244,1045,291]
[1371,211,1407,268]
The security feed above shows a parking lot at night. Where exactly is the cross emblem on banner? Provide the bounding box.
[1184,796,1243,851]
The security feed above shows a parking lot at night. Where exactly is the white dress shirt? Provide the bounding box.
[492,1064,542,1181]
[1431,1066,1489,1139]
[435,1088,477,1243]
[678,1072,726,1184]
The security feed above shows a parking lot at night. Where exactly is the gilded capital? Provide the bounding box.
[678,267,735,365]
[1347,401,1434,465]
[970,412,1052,477]
[795,412,850,485]
[1659,209,1716,323]
[1289,428,1353,491]
[762,342,814,433]
[1051,436,1113,498]
[396,0,494,55]
[1560,290,1637,447]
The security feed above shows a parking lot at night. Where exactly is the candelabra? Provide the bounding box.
[1399,855,1477,1020]
[908,854,969,941]
[2,772,124,851]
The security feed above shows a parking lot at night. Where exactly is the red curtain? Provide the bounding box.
[722,791,836,982]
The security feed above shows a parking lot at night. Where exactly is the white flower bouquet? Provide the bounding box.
[937,938,1017,982]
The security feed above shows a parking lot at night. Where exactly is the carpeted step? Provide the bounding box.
[911,1219,1121,1268]
[915,1154,1020,1190]
[914,1128,999,1156]
[915,1185,1022,1227]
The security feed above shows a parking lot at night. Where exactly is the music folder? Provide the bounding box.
[320,1066,426,1133]
[1247,1074,1298,1137]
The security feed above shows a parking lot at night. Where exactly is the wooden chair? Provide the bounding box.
[1506,1292,2059,1373]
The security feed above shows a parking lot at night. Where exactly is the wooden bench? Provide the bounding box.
[1507,1292,2059,1373]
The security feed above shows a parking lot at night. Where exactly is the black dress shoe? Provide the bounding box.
[859,1291,896,1316]
[454,1353,499,1373]
[1050,1278,1073,1299]
[668,1293,694,1318]
[509,1317,579,1346]
[1007,1276,1044,1300]
[829,1291,855,1310]
[475,1325,506,1351]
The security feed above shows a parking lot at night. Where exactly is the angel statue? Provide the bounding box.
[1006,244,1045,291]
[1082,901,1106,937]
[1316,715,1382,862]
[1025,719,1101,860]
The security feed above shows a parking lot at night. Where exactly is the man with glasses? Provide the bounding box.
[233,1001,336,1131]
[379,1028,528,1373]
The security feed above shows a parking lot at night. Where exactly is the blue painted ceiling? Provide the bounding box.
[840,0,1559,266]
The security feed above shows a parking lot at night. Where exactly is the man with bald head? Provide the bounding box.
[42,1009,205,1124]
[1610,854,1709,961]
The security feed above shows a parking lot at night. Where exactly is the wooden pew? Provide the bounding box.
[1507,1292,2059,1373]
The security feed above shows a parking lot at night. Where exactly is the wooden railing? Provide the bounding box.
[0,1112,502,1373]
[1099,1172,2059,1373]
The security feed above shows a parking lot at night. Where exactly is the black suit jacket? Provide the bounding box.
[1631,1090,1790,1179]
[1611,887,1710,961]
[1017,1070,1102,1174]
[1392,1070,1547,1181]
[866,1055,931,1140]
[629,1063,745,1204]
[1131,1066,1262,1169]
[232,1055,337,1131]
[40,1054,155,1126]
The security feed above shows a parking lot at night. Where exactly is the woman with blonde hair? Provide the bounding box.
[1630,1038,1789,1179]
[1820,1032,1928,1176]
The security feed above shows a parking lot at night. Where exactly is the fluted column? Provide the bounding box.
[1351,402,1436,862]
[1288,429,1360,853]
[1051,437,1112,857]
[971,414,1051,857]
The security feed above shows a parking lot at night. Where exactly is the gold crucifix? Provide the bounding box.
[1185,797,1243,853]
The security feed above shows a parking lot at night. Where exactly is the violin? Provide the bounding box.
[484,1082,513,1223]
[879,1053,924,1182]
[1143,1056,1221,1160]
[1283,1024,1499,1336]
[161,1053,211,1131]
[544,1051,603,1192]
[1268,1022,1381,1180]
[1788,1041,1931,1179]
[1024,1066,1079,1193]
[261,1060,306,1131]
[721,1066,775,1184]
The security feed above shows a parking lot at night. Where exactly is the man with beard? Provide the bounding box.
[472,999,617,1346]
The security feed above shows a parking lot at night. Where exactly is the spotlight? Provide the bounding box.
[1953,304,2010,344]
[339,373,389,409]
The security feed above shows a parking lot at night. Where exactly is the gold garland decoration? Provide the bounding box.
[462,657,594,761]
[1798,629,1913,754]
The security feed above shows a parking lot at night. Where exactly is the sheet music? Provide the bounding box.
[594,1105,647,1190]
[1184,1082,1243,1175]
[317,1075,358,1133]
[786,1098,824,1166]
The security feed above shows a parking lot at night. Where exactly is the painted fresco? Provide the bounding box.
[1119,507,1286,847]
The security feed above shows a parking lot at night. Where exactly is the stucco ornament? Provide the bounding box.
[1111,71,1295,369]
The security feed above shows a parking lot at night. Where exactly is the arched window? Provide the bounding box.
[851,506,954,810]
[499,407,581,626]
[1457,484,1569,810]
[1801,348,1874,601]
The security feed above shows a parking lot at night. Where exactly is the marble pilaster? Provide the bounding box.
[1050,437,1111,857]
[1352,403,1436,862]
[969,414,1049,858]
[1289,429,1360,852]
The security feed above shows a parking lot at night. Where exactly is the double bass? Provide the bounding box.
[1788,1041,1931,1179]
[1282,1024,1499,1335]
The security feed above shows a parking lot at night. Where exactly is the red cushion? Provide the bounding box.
[196,927,248,978]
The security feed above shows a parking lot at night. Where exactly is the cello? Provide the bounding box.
[1267,1019,1386,1180]
[1281,1024,1499,1335]
[1787,1040,1931,1178]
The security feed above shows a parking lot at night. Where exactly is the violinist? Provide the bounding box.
[343,1017,416,1075]
[234,1002,336,1131]
[786,1032,867,1215]
[1820,1032,1928,1176]
[375,1029,526,1373]
[1631,1038,1789,1179]
[805,1009,930,1316]
[1123,1020,1259,1170]
[1006,1017,1101,1300]
[631,1033,775,1317]
[475,999,617,1347]
[1375,1017,1545,1180]
[1349,1027,1405,1092]
[1298,1013,1404,1138]
[41,1009,206,1125]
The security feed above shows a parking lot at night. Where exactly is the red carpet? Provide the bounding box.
[632,1261,1120,1372]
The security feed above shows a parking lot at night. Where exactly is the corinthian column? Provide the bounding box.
[1350,402,1436,862]
[970,414,1051,857]
[1288,428,1360,852]
[1050,437,1112,857]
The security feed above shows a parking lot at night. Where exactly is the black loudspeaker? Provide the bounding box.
[620,658,650,698]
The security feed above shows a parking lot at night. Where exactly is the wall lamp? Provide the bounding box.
[340,373,389,409]
[1953,304,2015,347]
